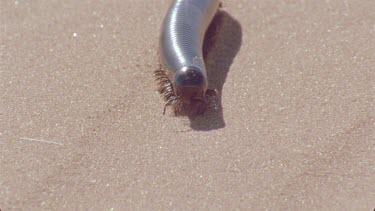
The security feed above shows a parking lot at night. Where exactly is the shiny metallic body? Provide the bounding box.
[159,0,221,99]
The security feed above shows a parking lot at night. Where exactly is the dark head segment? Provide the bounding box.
[173,67,207,103]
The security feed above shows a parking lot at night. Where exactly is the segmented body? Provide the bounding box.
[155,0,221,115]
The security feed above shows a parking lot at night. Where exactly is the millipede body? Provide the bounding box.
[155,0,221,115]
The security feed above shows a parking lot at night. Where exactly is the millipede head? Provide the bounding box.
[155,66,218,116]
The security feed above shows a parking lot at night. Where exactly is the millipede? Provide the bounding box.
[155,0,222,116]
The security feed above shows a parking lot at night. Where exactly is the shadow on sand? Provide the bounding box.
[188,10,242,131]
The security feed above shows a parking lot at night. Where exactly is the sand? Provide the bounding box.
[1,0,374,210]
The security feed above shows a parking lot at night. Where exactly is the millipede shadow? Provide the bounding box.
[188,10,242,131]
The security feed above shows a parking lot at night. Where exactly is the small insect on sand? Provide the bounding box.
[155,0,222,116]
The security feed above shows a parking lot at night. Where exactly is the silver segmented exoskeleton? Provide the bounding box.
[155,0,221,116]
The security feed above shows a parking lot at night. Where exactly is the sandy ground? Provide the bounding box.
[1,0,374,210]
